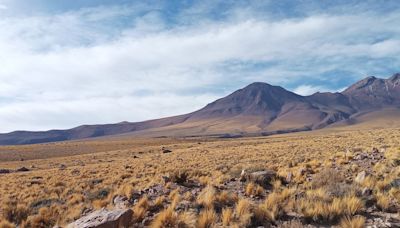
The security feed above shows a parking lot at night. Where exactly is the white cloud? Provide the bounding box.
[0,5,399,132]
[293,85,335,96]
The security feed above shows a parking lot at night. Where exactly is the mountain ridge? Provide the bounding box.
[1,73,400,145]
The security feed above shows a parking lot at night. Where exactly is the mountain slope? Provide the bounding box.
[0,73,399,145]
[343,74,400,110]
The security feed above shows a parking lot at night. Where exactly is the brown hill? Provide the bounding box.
[0,73,399,145]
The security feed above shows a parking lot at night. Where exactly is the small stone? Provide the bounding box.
[113,195,129,209]
[361,187,373,196]
[286,172,293,183]
[71,169,80,176]
[355,171,367,184]
[390,178,400,188]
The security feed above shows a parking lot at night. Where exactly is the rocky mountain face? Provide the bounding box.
[1,73,399,145]
[343,74,400,110]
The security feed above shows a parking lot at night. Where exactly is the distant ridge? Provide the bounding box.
[1,73,400,145]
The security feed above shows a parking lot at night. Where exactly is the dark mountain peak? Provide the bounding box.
[239,82,287,95]
[345,76,380,91]
[191,82,304,119]
[389,73,400,83]
[246,82,273,87]
[343,74,400,110]
[232,82,301,100]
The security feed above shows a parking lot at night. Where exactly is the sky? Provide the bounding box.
[0,0,400,132]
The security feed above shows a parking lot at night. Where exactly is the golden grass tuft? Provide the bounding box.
[133,196,150,222]
[235,199,253,227]
[116,183,135,199]
[177,211,196,228]
[245,182,264,197]
[245,182,255,196]
[389,188,400,204]
[150,207,178,228]
[215,190,238,206]
[343,196,364,215]
[197,185,216,209]
[254,204,279,223]
[24,207,60,228]
[92,199,108,209]
[306,188,329,201]
[197,209,217,228]
[339,216,365,228]
[265,192,282,209]
[235,198,251,218]
[272,179,282,191]
[222,208,233,226]
[376,193,390,211]
[169,189,180,201]
[153,196,165,208]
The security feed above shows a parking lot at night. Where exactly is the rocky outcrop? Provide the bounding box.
[240,169,277,188]
[67,208,133,228]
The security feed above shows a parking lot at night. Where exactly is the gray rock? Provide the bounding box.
[355,171,367,184]
[71,169,80,176]
[390,178,400,188]
[286,172,293,183]
[242,170,276,188]
[113,195,129,209]
[361,187,373,196]
[67,208,133,228]
[354,153,368,160]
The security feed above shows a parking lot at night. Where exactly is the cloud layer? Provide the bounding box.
[0,1,400,132]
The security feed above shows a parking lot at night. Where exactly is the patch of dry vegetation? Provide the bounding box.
[0,128,399,227]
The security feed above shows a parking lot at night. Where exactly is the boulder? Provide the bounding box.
[241,169,277,188]
[355,171,367,184]
[67,208,133,228]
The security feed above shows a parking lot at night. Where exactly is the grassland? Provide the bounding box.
[0,127,399,227]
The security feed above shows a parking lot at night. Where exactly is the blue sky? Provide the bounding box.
[0,0,399,132]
